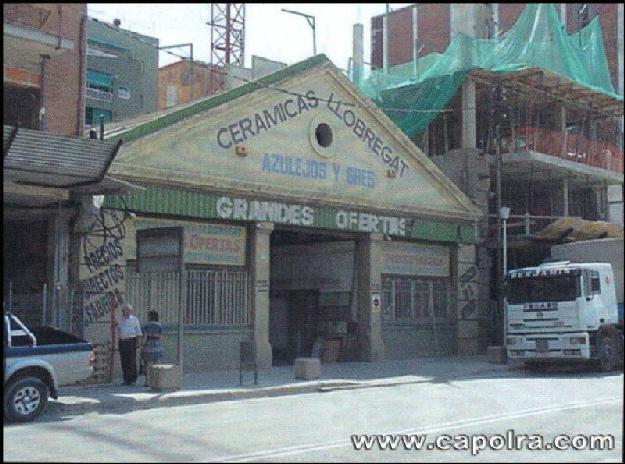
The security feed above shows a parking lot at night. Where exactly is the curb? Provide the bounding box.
[48,381,357,416]
[48,364,514,417]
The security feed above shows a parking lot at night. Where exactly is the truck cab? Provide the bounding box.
[505,261,623,371]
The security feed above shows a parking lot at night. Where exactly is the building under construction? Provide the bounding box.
[355,3,624,348]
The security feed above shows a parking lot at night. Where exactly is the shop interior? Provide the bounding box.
[269,227,360,365]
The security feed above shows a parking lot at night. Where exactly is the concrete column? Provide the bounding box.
[382,6,389,74]
[618,4,624,151]
[462,78,477,148]
[356,233,385,362]
[457,244,484,354]
[492,4,499,40]
[352,23,364,86]
[616,5,624,226]
[47,208,70,329]
[250,222,273,369]
[559,4,566,23]
[563,178,569,217]
[560,105,567,156]
[412,6,418,76]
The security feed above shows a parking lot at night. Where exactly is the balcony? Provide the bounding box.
[86,87,113,103]
[496,127,624,174]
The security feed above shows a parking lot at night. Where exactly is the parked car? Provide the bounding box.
[3,312,95,422]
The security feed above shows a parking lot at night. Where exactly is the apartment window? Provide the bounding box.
[86,69,113,102]
[3,85,40,129]
[382,276,452,324]
[166,85,177,108]
[86,107,112,125]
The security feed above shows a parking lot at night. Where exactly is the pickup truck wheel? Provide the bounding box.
[597,336,618,372]
[4,377,49,422]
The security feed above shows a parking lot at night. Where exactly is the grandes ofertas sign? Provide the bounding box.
[132,218,246,266]
[215,195,407,236]
[382,242,450,277]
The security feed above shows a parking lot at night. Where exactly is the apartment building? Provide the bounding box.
[85,17,158,126]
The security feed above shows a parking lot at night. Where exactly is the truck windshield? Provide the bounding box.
[506,275,580,304]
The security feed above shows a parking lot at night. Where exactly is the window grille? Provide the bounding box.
[382,276,451,325]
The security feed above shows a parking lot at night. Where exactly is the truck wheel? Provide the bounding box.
[597,336,618,372]
[4,377,49,422]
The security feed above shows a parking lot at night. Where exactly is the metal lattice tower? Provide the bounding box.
[208,3,245,67]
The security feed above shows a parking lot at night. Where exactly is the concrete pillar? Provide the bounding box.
[352,23,364,86]
[383,6,389,73]
[560,105,567,156]
[457,244,483,354]
[356,233,385,362]
[412,6,418,76]
[563,178,569,217]
[462,78,477,148]
[618,4,624,152]
[559,4,566,23]
[616,4,624,226]
[492,4,499,40]
[47,207,70,329]
[250,222,273,369]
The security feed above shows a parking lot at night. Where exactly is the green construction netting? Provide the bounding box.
[353,3,623,139]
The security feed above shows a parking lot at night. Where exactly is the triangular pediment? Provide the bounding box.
[109,55,481,221]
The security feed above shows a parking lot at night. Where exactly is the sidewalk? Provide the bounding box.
[51,356,515,416]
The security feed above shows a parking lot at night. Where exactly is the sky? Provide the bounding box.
[87,4,412,72]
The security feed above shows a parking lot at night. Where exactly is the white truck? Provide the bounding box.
[4,312,95,422]
[505,239,624,371]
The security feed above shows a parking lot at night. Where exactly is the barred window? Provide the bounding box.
[382,276,452,324]
[125,269,250,329]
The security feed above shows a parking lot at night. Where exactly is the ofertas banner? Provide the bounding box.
[130,218,246,266]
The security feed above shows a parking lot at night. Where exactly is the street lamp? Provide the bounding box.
[281,8,316,56]
[500,206,510,349]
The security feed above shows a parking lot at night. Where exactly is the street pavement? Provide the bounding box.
[44,355,516,416]
[4,357,623,462]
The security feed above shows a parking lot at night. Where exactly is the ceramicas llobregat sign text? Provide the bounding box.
[215,195,407,236]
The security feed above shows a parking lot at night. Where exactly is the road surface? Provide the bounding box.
[4,365,623,462]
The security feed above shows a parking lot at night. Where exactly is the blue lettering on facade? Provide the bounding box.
[261,154,375,189]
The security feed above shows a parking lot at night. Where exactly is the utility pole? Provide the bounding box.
[495,83,504,346]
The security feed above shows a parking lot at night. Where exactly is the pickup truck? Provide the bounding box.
[4,312,95,422]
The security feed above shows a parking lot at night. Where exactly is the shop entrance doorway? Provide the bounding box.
[269,228,359,365]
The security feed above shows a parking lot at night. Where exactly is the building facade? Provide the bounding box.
[4,3,86,135]
[371,3,622,93]
[85,17,158,126]
[158,59,224,110]
[93,55,484,373]
[364,3,624,346]
[4,7,135,382]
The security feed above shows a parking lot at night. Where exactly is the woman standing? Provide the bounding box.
[141,310,164,387]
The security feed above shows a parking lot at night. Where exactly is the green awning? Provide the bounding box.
[86,69,113,88]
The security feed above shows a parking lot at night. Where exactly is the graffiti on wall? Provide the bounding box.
[78,210,128,328]
[459,263,478,320]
